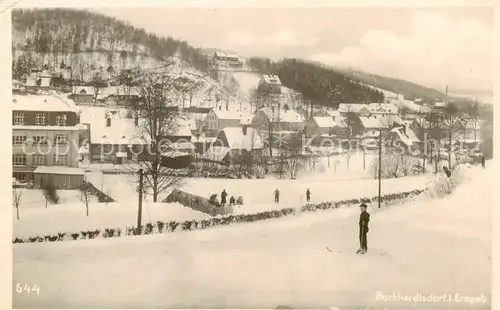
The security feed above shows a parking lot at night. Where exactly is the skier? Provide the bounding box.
[306,188,311,203]
[357,203,370,254]
[221,189,228,206]
[274,189,280,203]
[229,196,236,205]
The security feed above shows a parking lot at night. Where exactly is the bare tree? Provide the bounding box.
[426,110,446,173]
[91,72,107,106]
[79,179,95,217]
[12,187,23,220]
[279,132,305,179]
[129,72,189,202]
[466,101,480,144]
[442,102,462,170]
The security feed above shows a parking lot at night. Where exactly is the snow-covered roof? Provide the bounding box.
[218,126,263,150]
[326,109,341,118]
[33,166,84,176]
[12,94,78,112]
[214,51,240,59]
[261,74,282,85]
[260,107,304,123]
[89,118,150,145]
[367,103,398,114]
[390,125,420,146]
[312,116,347,128]
[359,116,387,129]
[203,146,231,162]
[176,117,197,136]
[313,117,335,128]
[338,103,369,113]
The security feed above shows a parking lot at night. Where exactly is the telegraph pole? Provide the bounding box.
[378,128,382,208]
[137,168,144,229]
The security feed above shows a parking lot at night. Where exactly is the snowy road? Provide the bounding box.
[13,167,492,309]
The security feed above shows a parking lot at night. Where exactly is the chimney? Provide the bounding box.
[242,125,247,136]
[106,117,111,127]
[134,116,139,126]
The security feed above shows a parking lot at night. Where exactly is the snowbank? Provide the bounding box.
[14,200,211,238]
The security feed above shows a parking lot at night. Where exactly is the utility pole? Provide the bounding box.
[137,168,144,229]
[378,128,382,208]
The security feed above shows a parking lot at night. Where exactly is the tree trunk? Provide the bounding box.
[86,203,89,217]
[448,125,452,171]
[16,207,20,220]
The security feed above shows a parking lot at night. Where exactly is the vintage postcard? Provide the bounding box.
[4,0,497,309]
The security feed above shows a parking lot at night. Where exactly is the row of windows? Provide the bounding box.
[12,154,68,166]
[13,112,68,126]
[13,134,68,145]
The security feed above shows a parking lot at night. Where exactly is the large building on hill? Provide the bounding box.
[212,51,243,69]
[12,94,83,189]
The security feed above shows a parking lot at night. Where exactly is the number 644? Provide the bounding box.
[15,283,40,295]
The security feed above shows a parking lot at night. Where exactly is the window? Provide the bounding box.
[33,136,48,145]
[53,154,68,166]
[13,154,27,166]
[13,173,26,182]
[12,135,27,145]
[55,134,67,145]
[56,114,67,126]
[35,113,47,125]
[34,154,47,166]
[14,112,25,125]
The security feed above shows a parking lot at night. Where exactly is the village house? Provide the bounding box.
[203,125,263,165]
[87,115,150,163]
[12,93,83,189]
[257,74,282,94]
[338,103,371,116]
[71,86,95,104]
[213,51,243,68]
[205,108,250,137]
[387,124,421,150]
[87,113,195,164]
[252,107,305,134]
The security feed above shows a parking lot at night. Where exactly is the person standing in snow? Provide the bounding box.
[481,156,485,169]
[357,203,370,254]
[306,188,311,203]
[221,189,228,206]
[443,166,451,178]
[274,189,280,203]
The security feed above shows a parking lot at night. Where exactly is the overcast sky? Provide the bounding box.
[96,7,493,94]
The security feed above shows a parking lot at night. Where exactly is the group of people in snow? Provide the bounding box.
[218,189,242,206]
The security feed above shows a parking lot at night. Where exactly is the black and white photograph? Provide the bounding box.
[6,1,496,309]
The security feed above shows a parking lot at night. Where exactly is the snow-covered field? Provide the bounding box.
[14,151,434,237]
[13,165,492,309]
